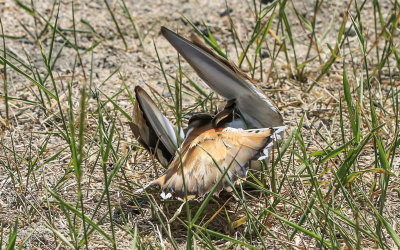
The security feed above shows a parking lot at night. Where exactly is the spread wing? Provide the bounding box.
[129,86,183,167]
[161,26,284,128]
[153,127,273,199]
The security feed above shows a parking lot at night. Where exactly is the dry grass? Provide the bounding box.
[0,0,399,248]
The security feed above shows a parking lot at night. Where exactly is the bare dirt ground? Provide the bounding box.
[0,0,399,248]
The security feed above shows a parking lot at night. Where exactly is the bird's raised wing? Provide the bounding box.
[161,26,284,129]
[129,86,183,167]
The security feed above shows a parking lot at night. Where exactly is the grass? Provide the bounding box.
[0,0,399,248]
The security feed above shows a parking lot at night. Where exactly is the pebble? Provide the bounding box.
[261,51,270,59]
[219,8,233,17]
[162,91,171,98]
[345,23,356,37]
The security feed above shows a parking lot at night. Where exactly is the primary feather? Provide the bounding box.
[161,26,284,129]
[129,86,183,167]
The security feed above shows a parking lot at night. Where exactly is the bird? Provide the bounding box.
[129,27,285,200]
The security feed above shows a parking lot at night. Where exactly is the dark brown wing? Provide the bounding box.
[129,86,183,167]
[212,99,236,128]
[161,26,284,129]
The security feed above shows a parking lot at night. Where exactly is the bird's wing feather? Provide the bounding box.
[129,86,183,167]
[161,26,283,128]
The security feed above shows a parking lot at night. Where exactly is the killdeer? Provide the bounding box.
[129,27,285,200]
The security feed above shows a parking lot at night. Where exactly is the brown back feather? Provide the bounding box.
[154,126,273,199]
